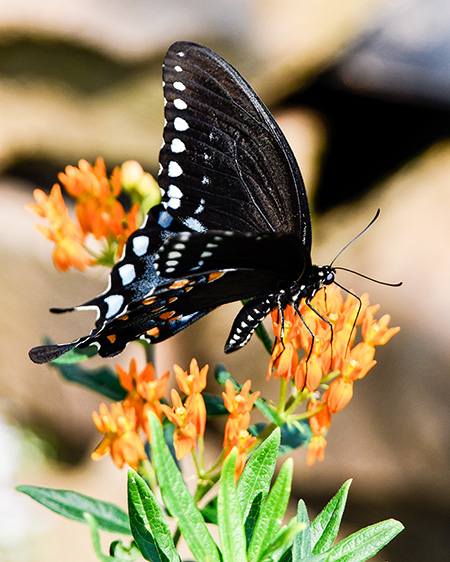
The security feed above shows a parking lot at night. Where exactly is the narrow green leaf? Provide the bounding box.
[127,470,179,562]
[278,421,313,454]
[50,360,126,401]
[203,393,229,416]
[259,520,304,562]
[293,499,312,559]
[326,518,404,562]
[311,480,352,553]
[16,485,130,534]
[214,365,282,425]
[300,553,331,562]
[109,540,142,562]
[148,414,221,562]
[254,321,274,354]
[237,428,280,541]
[218,449,247,562]
[200,497,218,525]
[84,513,116,561]
[247,458,293,562]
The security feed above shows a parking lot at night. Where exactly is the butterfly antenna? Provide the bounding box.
[334,267,402,287]
[330,209,381,267]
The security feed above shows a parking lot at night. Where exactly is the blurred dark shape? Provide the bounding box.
[290,0,450,210]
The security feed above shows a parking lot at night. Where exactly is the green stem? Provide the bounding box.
[277,378,288,415]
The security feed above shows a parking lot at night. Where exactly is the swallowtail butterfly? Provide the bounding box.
[29,41,338,364]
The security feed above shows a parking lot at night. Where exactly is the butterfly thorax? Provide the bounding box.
[288,264,335,305]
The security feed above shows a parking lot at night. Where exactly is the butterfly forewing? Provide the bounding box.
[159,41,312,247]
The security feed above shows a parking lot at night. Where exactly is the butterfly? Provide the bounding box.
[29,40,337,364]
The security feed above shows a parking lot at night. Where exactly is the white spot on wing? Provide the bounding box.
[168,184,183,199]
[202,176,210,185]
[174,98,187,110]
[168,161,183,177]
[171,138,186,153]
[174,117,189,131]
[174,65,182,72]
[168,251,182,259]
[194,198,205,214]
[167,198,181,209]
[133,235,149,256]
[181,217,206,232]
[119,263,136,286]
[173,81,186,91]
[177,51,185,57]
[104,295,124,319]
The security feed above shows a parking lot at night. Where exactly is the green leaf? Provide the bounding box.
[311,480,352,553]
[214,365,282,425]
[148,414,221,562]
[259,519,304,562]
[203,393,229,417]
[247,458,293,562]
[237,428,280,540]
[293,500,312,559]
[326,518,404,562]
[50,361,126,401]
[127,469,179,562]
[84,513,116,561]
[109,540,142,562]
[278,421,313,454]
[254,321,274,354]
[200,497,218,525]
[17,485,131,534]
[218,449,247,562]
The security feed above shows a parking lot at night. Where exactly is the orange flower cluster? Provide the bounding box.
[222,380,260,480]
[92,359,169,470]
[267,283,400,466]
[91,358,261,479]
[26,158,159,271]
[161,359,208,460]
[26,184,93,271]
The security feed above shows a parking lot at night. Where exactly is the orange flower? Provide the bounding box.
[224,429,257,481]
[92,403,146,470]
[174,358,208,396]
[307,436,327,466]
[59,158,140,250]
[306,398,331,466]
[294,352,323,392]
[362,311,400,346]
[26,184,93,271]
[116,358,169,437]
[222,380,260,417]
[324,376,354,413]
[161,389,200,459]
[308,398,331,437]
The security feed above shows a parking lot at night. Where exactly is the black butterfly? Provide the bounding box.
[29,41,337,364]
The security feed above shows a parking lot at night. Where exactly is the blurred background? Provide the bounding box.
[1,0,450,560]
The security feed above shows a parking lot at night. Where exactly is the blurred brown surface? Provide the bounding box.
[1,0,449,560]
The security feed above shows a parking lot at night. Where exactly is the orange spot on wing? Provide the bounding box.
[169,279,189,289]
[142,297,156,305]
[208,272,225,282]
[146,327,160,337]
[107,334,117,343]
[169,297,177,303]
[160,311,175,320]
[119,314,129,321]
